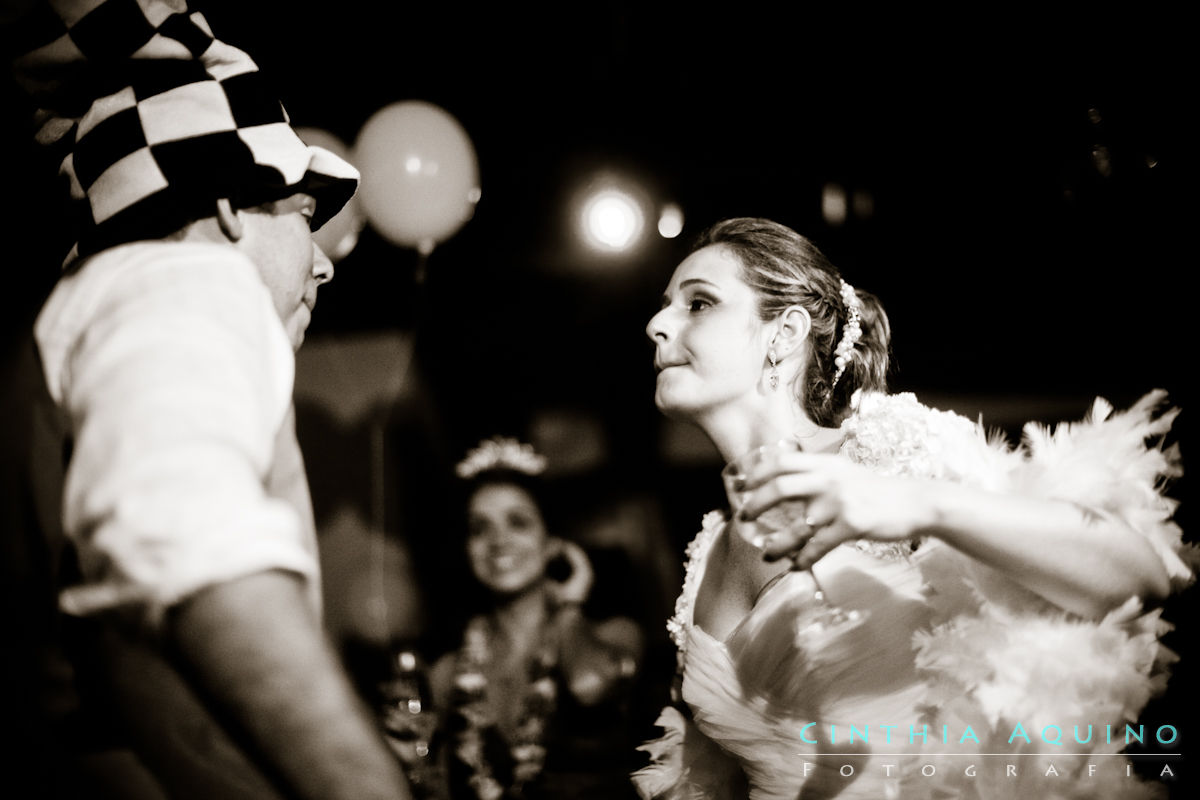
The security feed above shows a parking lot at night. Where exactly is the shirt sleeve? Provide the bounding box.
[51,243,319,630]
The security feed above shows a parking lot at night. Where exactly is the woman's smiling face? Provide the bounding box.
[466,483,551,596]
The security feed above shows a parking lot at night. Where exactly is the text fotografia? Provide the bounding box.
[796,761,1180,781]
[791,723,1182,782]
[790,722,1179,747]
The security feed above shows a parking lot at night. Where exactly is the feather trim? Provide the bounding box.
[914,589,1173,731]
[845,389,1190,586]
[893,390,1189,772]
[632,705,747,800]
[1012,389,1189,586]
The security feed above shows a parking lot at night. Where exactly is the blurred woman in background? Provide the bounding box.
[390,436,645,799]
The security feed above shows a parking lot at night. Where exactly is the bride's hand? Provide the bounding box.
[736,451,936,569]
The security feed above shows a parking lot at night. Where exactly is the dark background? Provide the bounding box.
[2,1,1194,796]
[195,1,1193,445]
[4,3,1193,447]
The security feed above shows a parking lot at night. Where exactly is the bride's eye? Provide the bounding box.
[688,295,715,313]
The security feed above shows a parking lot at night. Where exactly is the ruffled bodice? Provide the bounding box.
[634,390,1191,800]
[680,529,949,799]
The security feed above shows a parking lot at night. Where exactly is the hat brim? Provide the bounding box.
[296,145,360,232]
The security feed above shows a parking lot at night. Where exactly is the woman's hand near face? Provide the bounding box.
[736,452,936,570]
[543,538,643,705]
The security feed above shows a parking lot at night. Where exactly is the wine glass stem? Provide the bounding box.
[809,570,828,603]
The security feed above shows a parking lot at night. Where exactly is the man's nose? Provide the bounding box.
[312,242,334,285]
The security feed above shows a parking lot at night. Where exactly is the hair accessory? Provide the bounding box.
[830,279,863,390]
[767,345,780,390]
[456,436,548,479]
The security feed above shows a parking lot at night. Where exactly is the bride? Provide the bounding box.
[633,217,1191,799]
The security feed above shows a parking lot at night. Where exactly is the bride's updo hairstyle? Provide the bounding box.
[690,217,891,426]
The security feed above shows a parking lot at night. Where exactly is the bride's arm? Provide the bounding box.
[921,480,1169,615]
[740,455,1171,619]
[880,477,1166,616]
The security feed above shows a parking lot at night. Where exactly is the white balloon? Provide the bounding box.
[353,101,481,254]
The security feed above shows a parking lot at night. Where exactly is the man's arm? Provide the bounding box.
[45,251,410,798]
[169,570,412,800]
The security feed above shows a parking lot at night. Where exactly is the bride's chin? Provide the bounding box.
[655,392,699,421]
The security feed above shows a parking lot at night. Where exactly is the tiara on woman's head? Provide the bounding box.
[455,436,548,479]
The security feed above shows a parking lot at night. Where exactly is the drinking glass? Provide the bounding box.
[722,440,862,632]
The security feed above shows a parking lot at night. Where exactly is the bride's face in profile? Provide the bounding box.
[466,483,552,596]
[646,245,770,418]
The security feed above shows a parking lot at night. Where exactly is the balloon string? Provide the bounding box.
[371,245,429,649]
[414,250,428,286]
[370,417,389,639]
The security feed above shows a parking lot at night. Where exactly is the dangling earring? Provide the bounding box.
[767,346,779,390]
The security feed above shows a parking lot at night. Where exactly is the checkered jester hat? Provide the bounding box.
[6,0,359,266]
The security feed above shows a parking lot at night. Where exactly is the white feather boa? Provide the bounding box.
[876,389,1192,785]
[633,390,1191,800]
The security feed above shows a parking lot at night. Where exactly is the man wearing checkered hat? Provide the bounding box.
[3,1,413,798]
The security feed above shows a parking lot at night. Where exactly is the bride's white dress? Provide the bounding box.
[633,391,1192,800]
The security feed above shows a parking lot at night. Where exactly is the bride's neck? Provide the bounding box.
[702,394,830,462]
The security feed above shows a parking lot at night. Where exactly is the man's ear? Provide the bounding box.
[215,198,244,241]
[773,304,812,357]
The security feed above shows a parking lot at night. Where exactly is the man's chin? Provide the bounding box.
[288,309,312,350]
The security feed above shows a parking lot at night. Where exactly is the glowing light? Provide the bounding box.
[852,189,874,220]
[582,188,643,252]
[658,203,684,238]
[822,183,847,226]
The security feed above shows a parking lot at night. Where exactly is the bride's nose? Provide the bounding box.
[646,307,672,343]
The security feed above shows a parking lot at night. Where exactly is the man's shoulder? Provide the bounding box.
[48,240,264,313]
[81,239,256,274]
[36,239,280,386]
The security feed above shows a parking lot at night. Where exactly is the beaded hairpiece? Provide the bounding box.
[830,279,863,390]
[455,436,548,479]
